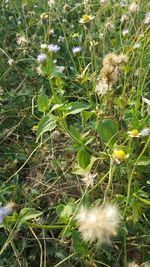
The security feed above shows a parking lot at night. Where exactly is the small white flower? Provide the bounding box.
[36,66,45,76]
[40,43,47,49]
[76,204,120,245]
[144,11,150,24]
[100,0,108,5]
[133,43,141,49]
[120,1,127,7]
[72,46,81,54]
[128,129,140,138]
[139,128,150,137]
[37,53,47,63]
[112,149,129,164]
[8,59,14,66]
[82,172,97,188]
[122,29,129,36]
[48,0,55,8]
[55,65,65,73]
[128,3,139,13]
[48,44,60,53]
[16,34,28,46]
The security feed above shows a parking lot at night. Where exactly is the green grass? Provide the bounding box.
[0,0,150,266]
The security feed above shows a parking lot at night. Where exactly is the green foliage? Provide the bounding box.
[97,119,119,148]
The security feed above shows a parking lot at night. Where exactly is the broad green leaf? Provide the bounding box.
[38,91,49,112]
[19,208,43,226]
[72,156,98,176]
[72,230,88,256]
[37,115,57,140]
[97,119,119,147]
[82,110,95,124]
[78,148,91,169]
[65,102,90,116]
[50,104,63,113]
[70,125,82,143]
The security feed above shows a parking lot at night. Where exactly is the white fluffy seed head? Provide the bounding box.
[76,204,120,245]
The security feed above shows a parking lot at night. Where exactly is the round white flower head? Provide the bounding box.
[40,43,47,49]
[37,53,47,63]
[48,44,60,53]
[76,204,120,245]
[8,59,15,66]
[133,43,141,49]
[72,46,81,54]
[55,65,65,73]
[128,3,139,13]
[122,29,129,36]
[79,15,94,24]
[144,11,150,24]
[139,128,150,137]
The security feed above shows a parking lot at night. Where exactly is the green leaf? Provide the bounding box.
[38,91,49,112]
[82,110,95,124]
[72,230,88,255]
[18,208,43,226]
[78,148,91,169]
[70,125,82,143]
[97,119,119,147]
[37,115,57,141]
[72,156,98,176]
[65,102,90,116]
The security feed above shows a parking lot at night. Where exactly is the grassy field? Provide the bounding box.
[0,0,150,266]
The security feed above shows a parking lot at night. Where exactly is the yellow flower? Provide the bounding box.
[32,125,38,132]
[112,149,128,164]
[79,15,94,25]
[128,129,140,138]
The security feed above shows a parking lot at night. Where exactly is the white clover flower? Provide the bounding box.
[144,11,150,24]
[128,3,139,13]
[133,43,141,49]
[122,29,129,36]
[72,46,81,54]
[76,204,120,245]
[139,128,150,137]
[48,44,60,53]
[37,53,47,63]
[120,1,127,7]
[82,172,97,188]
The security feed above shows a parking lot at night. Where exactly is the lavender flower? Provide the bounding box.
[0,203,14,224]
[37,53,47,63]
[48,44,60,53]
[139,128,150,137]
[72,46,81,54]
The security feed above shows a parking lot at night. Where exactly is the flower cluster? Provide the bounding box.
[95,53,128,96]
[76,204,120,245]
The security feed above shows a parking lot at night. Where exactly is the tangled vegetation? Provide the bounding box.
[0,0,150,266]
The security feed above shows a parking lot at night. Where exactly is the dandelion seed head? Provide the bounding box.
[76,204,120,245]
[128,3,139,13]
